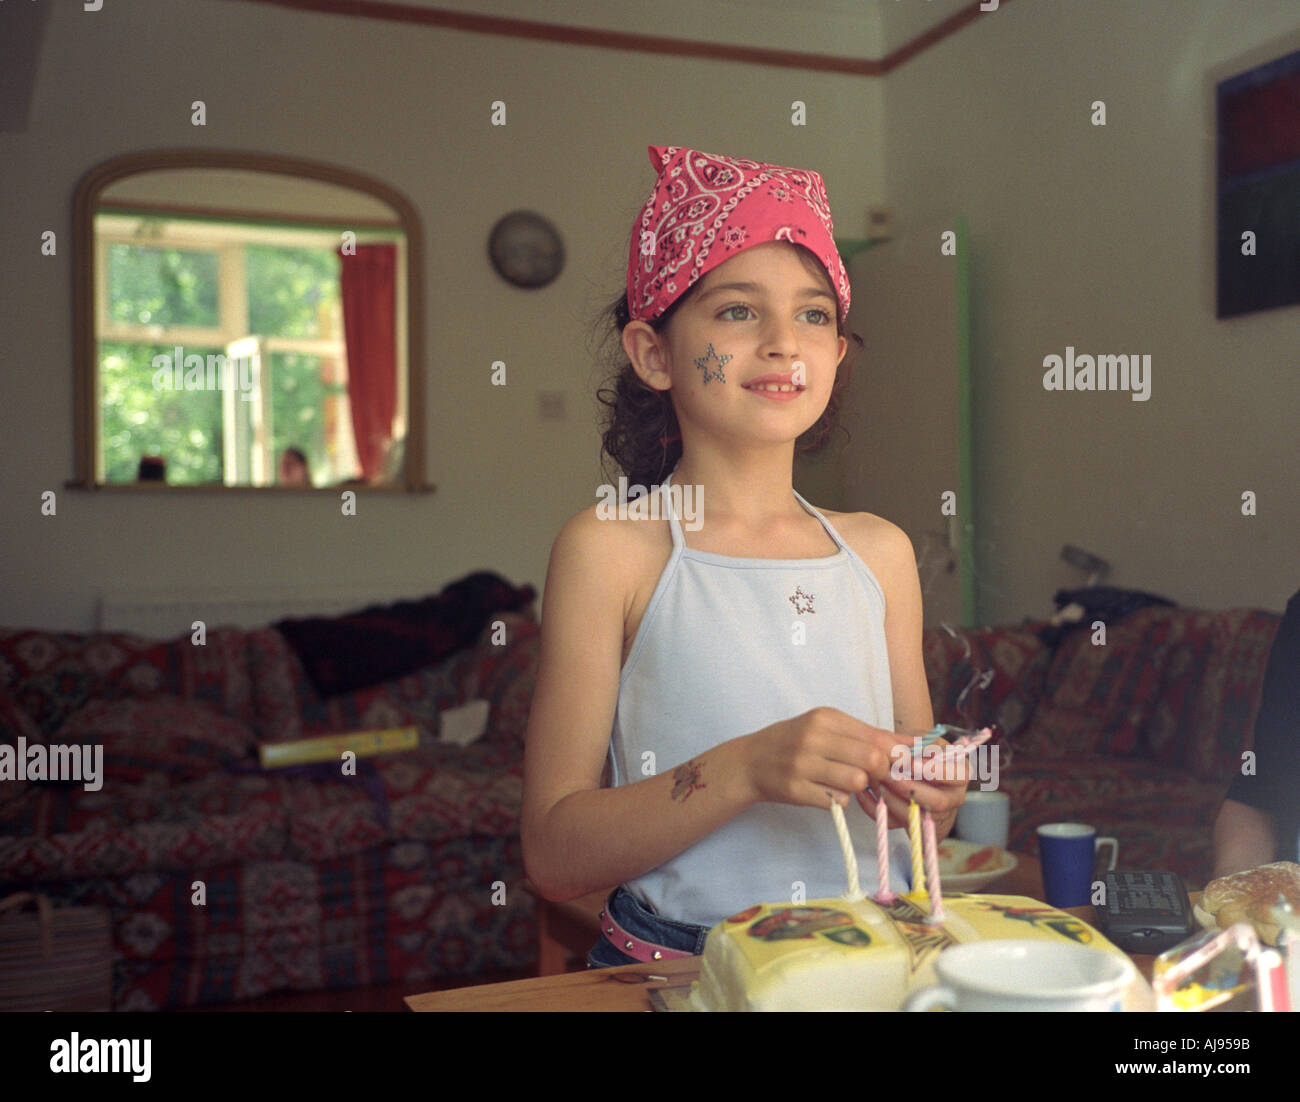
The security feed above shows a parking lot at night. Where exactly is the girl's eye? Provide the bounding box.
[716,305,832,324]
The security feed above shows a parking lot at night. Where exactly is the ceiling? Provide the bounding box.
[296,0,979,63]
[0,0,985,133]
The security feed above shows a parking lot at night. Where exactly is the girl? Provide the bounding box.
[521,145,969,968]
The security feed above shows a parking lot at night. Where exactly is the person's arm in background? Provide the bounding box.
[1212,799,1277,879]
[1211,587,1300,879]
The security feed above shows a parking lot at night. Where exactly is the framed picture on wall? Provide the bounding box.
[1214,45,1300,318]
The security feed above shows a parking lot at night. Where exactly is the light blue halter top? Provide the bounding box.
[608,471,909,927]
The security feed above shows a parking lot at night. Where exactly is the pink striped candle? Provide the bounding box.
[922,809,945,923]
[873,791,896,904]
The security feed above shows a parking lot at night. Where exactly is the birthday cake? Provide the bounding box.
[687,891,1131,1012]
[688,732,1131,1011]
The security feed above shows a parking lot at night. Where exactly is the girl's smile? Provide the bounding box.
[742,370,806,400]
[743,383,804,401]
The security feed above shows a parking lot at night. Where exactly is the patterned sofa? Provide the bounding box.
[923,604,1283,890]
[0,605,540,1011]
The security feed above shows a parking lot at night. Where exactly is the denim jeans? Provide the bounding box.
[585,885,712,969]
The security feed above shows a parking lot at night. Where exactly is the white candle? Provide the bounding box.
[830,799,865,902]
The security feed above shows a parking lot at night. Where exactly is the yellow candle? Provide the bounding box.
[908,796,927,899]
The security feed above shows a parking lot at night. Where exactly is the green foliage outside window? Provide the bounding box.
[101,237,345,484]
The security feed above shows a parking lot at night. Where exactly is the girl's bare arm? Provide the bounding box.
[520,509,759,902]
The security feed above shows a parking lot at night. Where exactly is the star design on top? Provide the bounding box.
[693,343,731,384]
[789,586,816,615]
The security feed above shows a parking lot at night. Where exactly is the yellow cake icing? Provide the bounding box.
[687,892,1130,1011]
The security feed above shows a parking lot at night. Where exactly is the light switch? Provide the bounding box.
[538,389,566,421]
[866,205,892,242]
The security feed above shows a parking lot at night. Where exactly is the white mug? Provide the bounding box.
[902,939,1134,1012]
[955,791,1010,849]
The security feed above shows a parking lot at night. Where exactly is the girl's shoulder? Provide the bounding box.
[818,507,917,589]
[818,505,909,546]
[550,501,671,584]
[555,499,670,551]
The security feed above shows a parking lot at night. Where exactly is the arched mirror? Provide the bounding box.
[72,150,428,491]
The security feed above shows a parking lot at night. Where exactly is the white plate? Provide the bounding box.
[936,839,1019,892]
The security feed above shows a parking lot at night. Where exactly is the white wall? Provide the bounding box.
[0,0,1293,631]
[0,0,884,631]
[877,0,1300,619]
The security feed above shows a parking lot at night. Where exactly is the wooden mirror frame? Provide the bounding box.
[71,149,429,493]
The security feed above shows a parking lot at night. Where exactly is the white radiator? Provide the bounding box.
[97,584,426,638]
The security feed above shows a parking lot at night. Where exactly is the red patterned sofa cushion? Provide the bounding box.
[0,627,253,736]
[465,612,539,748]
[52,696,258,784]
[923,621,1052,739]
[1018,608,1183,759]
[381,742,522,843]
[246,612,539,749]
[152,627,254,726]
[275,742,523,862]
[0,629,168,737]
[0,693,43,808]
[246,626,468,744]
[0,772,289,882]
[1142,607,1280,782]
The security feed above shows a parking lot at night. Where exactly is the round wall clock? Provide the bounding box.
[487,210,565,288]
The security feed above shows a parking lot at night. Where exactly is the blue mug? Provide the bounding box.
[1037,823,1118,907]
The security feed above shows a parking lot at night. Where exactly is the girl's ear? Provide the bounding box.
[622,320,673,393]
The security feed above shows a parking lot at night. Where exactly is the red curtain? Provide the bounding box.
[336,243,397,481]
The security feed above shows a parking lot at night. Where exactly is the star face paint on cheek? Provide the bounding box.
[693,343,731,384]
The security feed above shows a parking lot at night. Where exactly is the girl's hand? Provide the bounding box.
[738,707,918,811]
[854,738,971,838]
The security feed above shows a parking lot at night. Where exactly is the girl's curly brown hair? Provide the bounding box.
[594,244,863,489]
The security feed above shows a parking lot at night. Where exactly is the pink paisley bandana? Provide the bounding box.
[626,145,851,325]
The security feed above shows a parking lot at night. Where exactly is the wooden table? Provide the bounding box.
[406,854,1187,1011]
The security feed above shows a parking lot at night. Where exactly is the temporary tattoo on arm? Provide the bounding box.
[693,344,730,384]
[671,758,708,802]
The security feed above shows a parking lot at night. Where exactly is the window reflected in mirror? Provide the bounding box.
[76,154,425,492]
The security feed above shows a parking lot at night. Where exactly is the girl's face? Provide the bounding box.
[633,241,848,451]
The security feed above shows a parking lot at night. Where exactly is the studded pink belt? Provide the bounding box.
[599,899,695,963]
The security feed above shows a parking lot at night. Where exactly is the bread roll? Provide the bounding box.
[1201,861,1300,945]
